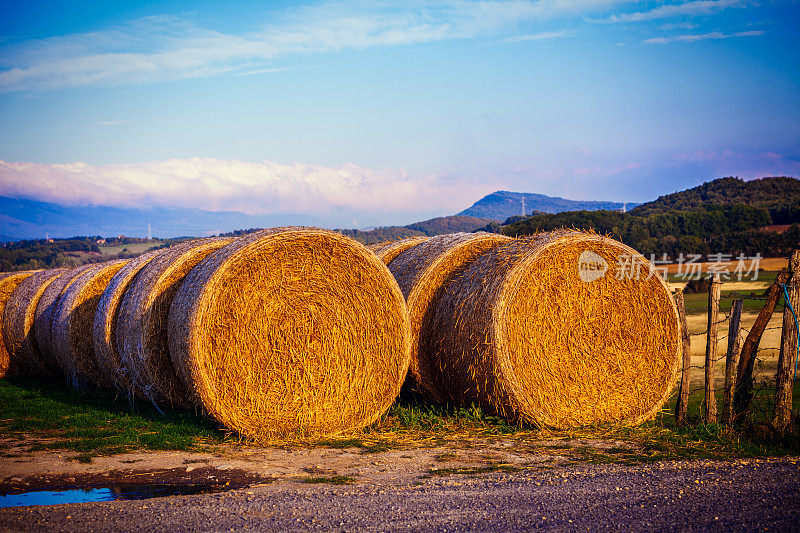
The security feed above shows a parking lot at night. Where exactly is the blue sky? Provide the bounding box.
[0,0,798,228]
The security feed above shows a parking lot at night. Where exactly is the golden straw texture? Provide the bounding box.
[0,271,38,377]
[33,264,97,375]
[52,260,128,390]
[430,230,682,428]
[370,237,430,265]
[2,268,68,377]
[93,249,162,394]
[118,238,234,407]
[168,227,411,440]
[387,232,511,401]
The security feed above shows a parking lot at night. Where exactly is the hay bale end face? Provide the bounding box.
[387,232,511,401]
[430,231,682,428]
[2,268,68,377]
[369,237,430,265]
[118,238,234,407]
[0,271,38,377]
[33,264,97,376]
[168,227,411,440]
[52,260,128,390]
[93,249,162,394]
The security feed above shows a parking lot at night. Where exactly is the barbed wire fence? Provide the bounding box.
[673,252,799,433]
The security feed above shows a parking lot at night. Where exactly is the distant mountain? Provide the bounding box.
[406,215,498,236]
[458,191,634,221]
[630,176,800,216]
[0,196,312,240]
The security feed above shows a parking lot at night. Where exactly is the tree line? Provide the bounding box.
[492,204,799,259]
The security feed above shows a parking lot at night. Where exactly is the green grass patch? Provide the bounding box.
[0,376,232,461]
[378,402,517,435]
[2,376,799,465]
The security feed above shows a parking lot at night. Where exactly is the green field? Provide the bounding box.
[680,289,785,316]
[98,241,163,256]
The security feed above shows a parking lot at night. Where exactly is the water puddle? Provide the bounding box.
[0,466,273,508]
[0,483,227,508]
[1,489,115,508]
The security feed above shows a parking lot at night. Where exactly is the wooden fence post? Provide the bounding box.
[721,299,743,427]
[734,270,791,421]
[704,273,722,424]
[773,251,800,432]
[674,290,692,425]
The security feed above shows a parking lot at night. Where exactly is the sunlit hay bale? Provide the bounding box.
[0,271,39,378]
[51,260,129,390]
[387,232,512,401]
[2,268,69,377]
[369,237,430,265]
[429,230,682,428]
[168,227,411,440]
[118,238,235,407]
[33,264,98,376]
[93,249,163,394]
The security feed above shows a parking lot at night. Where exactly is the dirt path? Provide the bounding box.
[1,443,799,531]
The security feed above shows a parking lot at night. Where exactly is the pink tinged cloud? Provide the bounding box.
[0,158,495,216]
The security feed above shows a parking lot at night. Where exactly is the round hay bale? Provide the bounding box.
[168,227,411,440]
[118,238,234,407]
[2,268,69,377]
[93,249,163,394]
[387,232,511,401]
[0,271,39,377]
[52,260,128,390]
[429,230,682,428]
[33,264,98,375]
[369,237,430,265]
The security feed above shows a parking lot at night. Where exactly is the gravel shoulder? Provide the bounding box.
[1,441,799,531]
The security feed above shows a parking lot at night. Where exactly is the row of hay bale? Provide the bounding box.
[1,228,411,440]
[0,227,682,439]
[373,231,681,429]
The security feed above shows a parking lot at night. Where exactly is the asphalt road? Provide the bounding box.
[1,457,798,532]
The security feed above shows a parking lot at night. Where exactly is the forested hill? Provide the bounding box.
[631,176,800,218]
[490,176,800,259]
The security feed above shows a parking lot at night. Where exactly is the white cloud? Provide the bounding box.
[643,30,764,44]
[601,0,750,23]
[0,0,636,93]
[500,30,575,43]
[659,22,699,30]
[0,157,495,218]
